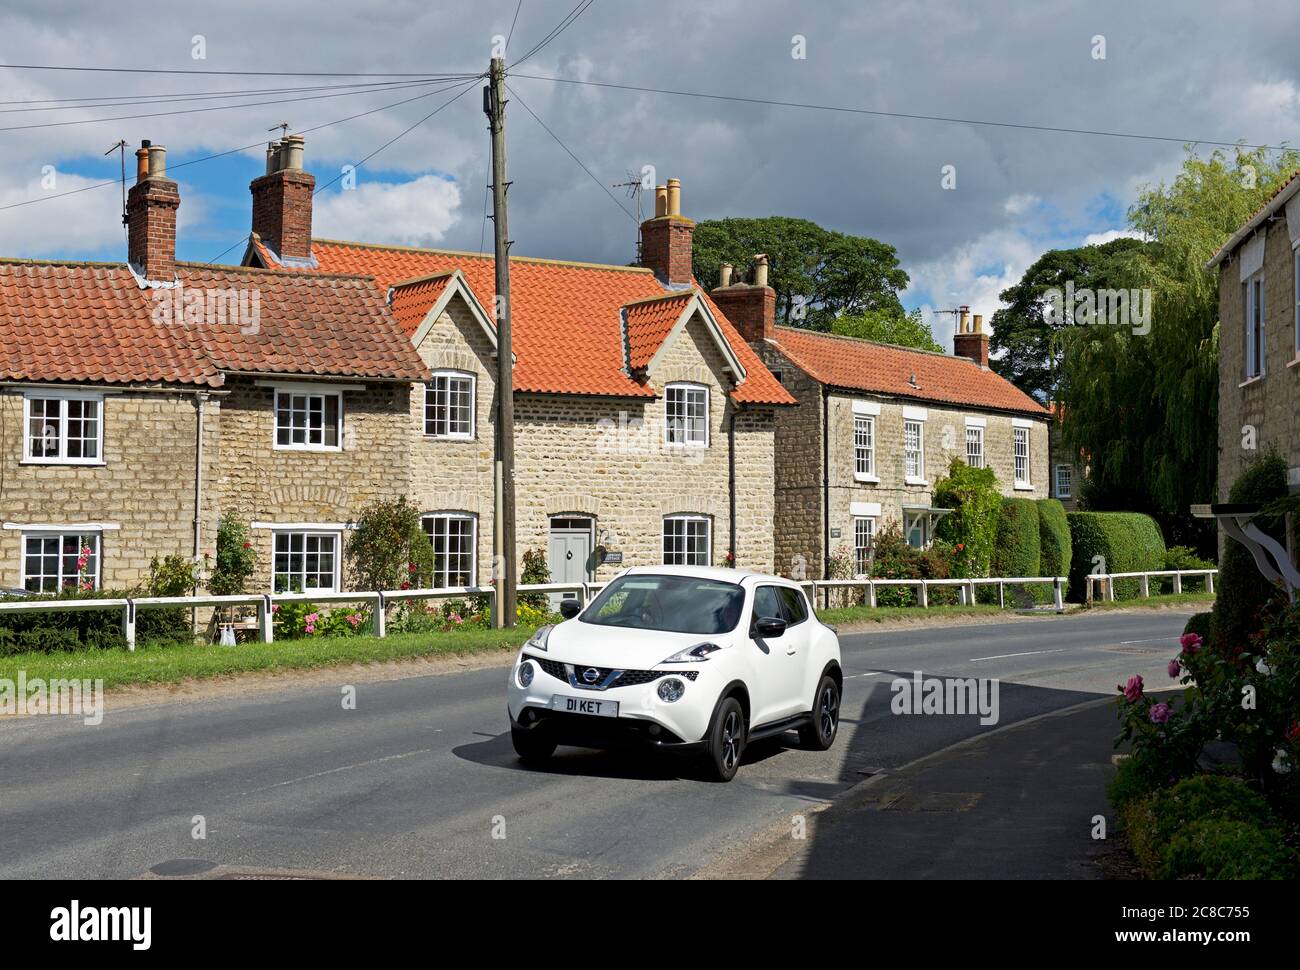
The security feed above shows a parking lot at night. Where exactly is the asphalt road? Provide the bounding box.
[0,609,1193,879]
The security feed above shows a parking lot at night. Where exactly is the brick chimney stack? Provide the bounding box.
[250,134,315,264]
[954,307,990,368]
[126,140,180,282]
[639,177,695,286]
[710,254,776,345]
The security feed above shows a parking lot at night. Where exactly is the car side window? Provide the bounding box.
[777,587,809,626]
[752,586,784,630]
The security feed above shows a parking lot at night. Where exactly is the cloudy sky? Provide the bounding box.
[2,0,1297,348]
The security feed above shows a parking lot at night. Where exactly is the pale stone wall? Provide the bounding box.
[0,388,219,591]
[1217,216,1300,499]
[825,392,1049,567]
[1048,419,1080,511]
[211,376,411,591]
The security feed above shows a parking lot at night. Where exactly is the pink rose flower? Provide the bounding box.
[1179,633,1203,654]
[347,614,361,627]
[1168,659,1181,678]
[305,613,319,624]
[1121,675,1144,703]
[271,604,280,614]
[1149,702,1172,725]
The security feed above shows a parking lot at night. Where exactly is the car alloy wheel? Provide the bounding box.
[799,674,840,751]
[818,684,838,742]
[720,709,742,772]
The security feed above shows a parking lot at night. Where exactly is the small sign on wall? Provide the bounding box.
[602,550,624,565]
[830,528,841,539]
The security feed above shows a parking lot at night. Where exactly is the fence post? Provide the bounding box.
[375,592,386,639]
[580,583,591,606]
[1108,577,1116,602]
[1053,577,1063,613]
[1139,574,1149,598]
[967,580,977,606]
[867,580,877,608]
[998,581,1005,609]
[1206,571,1215,595]
[260,594,274,643]
[122,600,136,652]
[1174,571,1183,595]
[919,581,928,608]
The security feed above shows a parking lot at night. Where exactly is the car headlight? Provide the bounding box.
[660,642,723,664]
[517,660,535,688]
[525,625,553,653]
[657,678,686,703]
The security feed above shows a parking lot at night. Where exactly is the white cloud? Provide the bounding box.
[1081,228,1143,246]
[0,173,127,256]
[313,175,462,248]
[1003,193,1039,216]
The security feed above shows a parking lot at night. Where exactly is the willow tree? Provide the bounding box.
[1056,147,1300,542]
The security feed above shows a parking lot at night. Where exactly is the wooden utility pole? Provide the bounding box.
[485,57,518,628]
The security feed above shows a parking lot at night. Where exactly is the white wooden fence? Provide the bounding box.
[1085,569,1217,604]
[799,576,1067,613]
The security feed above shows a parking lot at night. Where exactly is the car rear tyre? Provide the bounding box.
[705,696,746,782]
[511,726,556,764]
[798,675,840,751]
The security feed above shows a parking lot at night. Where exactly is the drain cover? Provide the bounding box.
[150,859,218,877]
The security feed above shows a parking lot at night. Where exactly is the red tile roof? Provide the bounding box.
[269,237,793,405]
[770,326,1047,416]
[0,258,426,387]
[623,292,695,371]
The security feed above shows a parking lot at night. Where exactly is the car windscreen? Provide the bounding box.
[581,574,745,635]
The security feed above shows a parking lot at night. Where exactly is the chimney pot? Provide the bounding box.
[126,139,180,280]
[146,144,167,179]
[654,184,668,218]
[753,254,769,288]
[972,313,983,333]
[134,145,149,183]
[719,262,733,288]
[958,305,970,333]
[953,308,990,368]
[282,134,305,172]
[265,142,280,175]
[666,178,681,217]
[249,136,315,262]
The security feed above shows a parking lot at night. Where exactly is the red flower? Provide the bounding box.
[1287,722,1300,745]
[242,541,252,549]
[408,562,418,573]
[956,543,965,552]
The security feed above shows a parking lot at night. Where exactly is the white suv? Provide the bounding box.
[506,565,842,781]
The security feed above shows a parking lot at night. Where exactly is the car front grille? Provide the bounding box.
[524,655,699,690]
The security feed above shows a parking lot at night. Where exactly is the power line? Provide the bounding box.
[508,0,596,69]
[511,73,1295,153]
[0,76,477,213]
[0,63,478,78]
[505,0,525,53]
[506,82,636,223]
[0,76,460,134]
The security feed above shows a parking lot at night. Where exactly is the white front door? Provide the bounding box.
[548,518,594,608]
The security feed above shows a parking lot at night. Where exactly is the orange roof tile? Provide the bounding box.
[623,292,694,371]
[770,326,1047,416]
[0,259,426,387]
[272,238,794,405]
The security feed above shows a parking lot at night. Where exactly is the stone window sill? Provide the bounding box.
[1238,374,1266,388]
[854,473,880,484]
[904,477,930,487]
[1286,355,1300,370]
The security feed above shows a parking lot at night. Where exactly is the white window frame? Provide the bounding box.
[853,517,875,577]
[663,514,711,566]
[1013,425,1032,488]
[664,382,709,448]
[853,415,876,481]
[965,425,984,469]
[1245,271,1265,380]
[903,419,926,484]
[21,391,105,465]
[424,370,475,440]
[272,529,341,593]
[1055,463,1073,499]
[273,387,343,452]
[20,529,101,592]
[423,513,477,589]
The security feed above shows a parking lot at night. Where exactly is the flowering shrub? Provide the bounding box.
[208,511,257,596]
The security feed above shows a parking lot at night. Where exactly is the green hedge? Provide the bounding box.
[1067,511,1166,601]
[0,589,192,655]
[1213,452,1288,651]
[1036,499,1072,579]
[992,498,1041,577]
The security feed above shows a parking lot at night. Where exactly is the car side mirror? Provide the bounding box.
[559,599,582,620]
[753,615,787,639]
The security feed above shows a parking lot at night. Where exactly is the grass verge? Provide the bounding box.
[1083,591,1215,612]
[816,603,1008,627]
[0,626,539,692]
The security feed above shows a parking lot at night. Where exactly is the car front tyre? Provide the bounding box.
[705,696,746,782]
[511,725,557,764]
[798,675,840,751]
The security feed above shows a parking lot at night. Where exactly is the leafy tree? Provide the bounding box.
[346,497,435,592]
[692,216,908,330]
[832,307,943,353]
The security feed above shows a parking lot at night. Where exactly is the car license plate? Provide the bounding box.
[551,695,619,718]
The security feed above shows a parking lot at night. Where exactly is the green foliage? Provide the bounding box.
[1182,611,1214,643]
[863,524,919,606]
[138,555,199,644]
[933,459,1002,577]
[345,497,435,592]
[1036,499,1072,579]
[1213,451,1289,652]
[208,511,257,596]
[691,216,908,330]
[1067,511,1166,601]
[992,498,1041,578]
[519,548,551,609]
[1121,776,1292,879]
[0,588,125,654]
[830,307,943,353]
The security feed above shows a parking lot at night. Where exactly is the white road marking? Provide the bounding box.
[968,648,1067,662]
[845,671,891,680]
[240,748,434,796]
[1116,637,1170,645]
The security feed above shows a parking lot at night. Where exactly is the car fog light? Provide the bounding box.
[657,678,686,703]
[518,661,535,688]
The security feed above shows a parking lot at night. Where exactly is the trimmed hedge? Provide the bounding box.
[1067,511,1166,601]
[1213,452,1288,651]
[1036,499,1071,579]
[992,498,1041,578]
